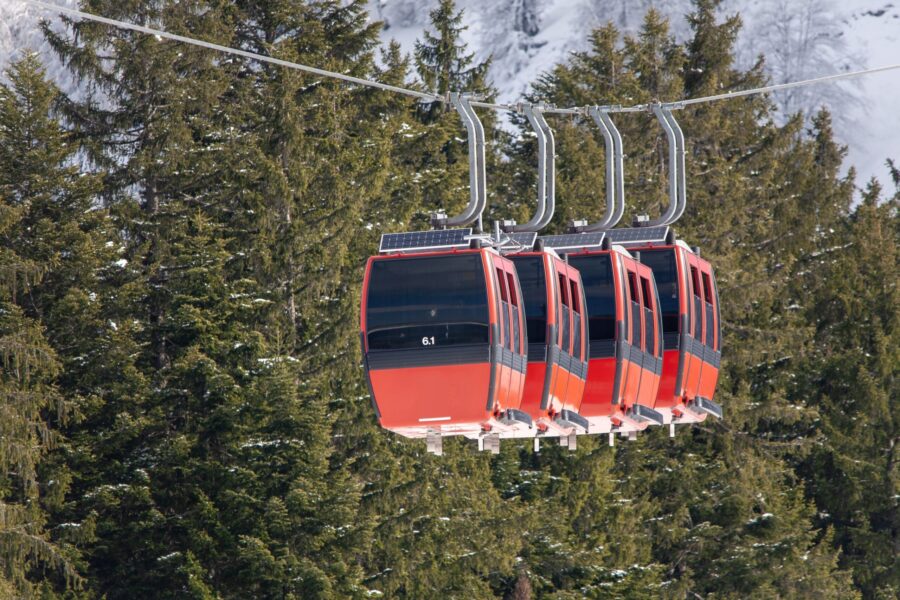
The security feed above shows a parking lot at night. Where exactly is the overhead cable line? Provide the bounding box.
[22,0,900,115]
[670,63,900,107]
[23,0,441,102]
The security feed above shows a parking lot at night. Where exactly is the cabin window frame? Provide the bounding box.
[711,271,722,352]
[496,266,513,352]
[558,271,571,354]
[690,265,704,343]
[627,269,642,350]
[506,271,523,354]
[701,270,715,349]
[566,253,616,347]
[570,276,583,360]
[640,275,656,356]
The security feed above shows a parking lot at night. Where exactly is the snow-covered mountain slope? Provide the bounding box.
[2,0,897,188]
[0,0,81,96]
[368,0,898,189]
[840,5,900,188]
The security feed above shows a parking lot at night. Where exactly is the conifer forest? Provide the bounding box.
[1,0,897,598]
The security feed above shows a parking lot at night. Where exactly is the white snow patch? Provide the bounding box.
[157,551,182,562]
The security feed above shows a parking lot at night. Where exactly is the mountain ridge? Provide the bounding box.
[2,0,898,187]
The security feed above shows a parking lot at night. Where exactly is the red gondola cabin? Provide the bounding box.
[564,242,665,434]
[508,248,589,443]
[606,228,723,424]
[360,231,532,452]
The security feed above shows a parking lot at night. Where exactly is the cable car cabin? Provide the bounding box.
[360,230,531,453]
[507,248,589,441]
[564,244,665,434]
[606,227,723,425]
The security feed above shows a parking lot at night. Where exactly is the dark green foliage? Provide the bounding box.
[414,0,491,103]
[505,2,863,597]
[41,1,391,596]
[0,53,96,598]
[794,178,899,598]
[0,0,891,598]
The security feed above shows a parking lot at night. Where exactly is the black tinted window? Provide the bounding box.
[640,249,679,333]
[510,256,547,345]
[366,254,489,349]
[568,254,616,342]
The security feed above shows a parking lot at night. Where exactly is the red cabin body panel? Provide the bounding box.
[520,362,548,418]
[696,264,720,401]
[681,251,704,406]
[370,363,491,432]
[658,352,680,409]
[581,358,616,414]
[555,259,588,416]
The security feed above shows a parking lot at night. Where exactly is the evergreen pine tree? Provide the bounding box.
[795,176,899,598]
[0,53,86,597]
[405,0,500,228]
[507,2,859,597]
[43,1,408,597]
[414,0,491,110]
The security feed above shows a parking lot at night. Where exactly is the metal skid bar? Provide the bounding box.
[426,431,443,456]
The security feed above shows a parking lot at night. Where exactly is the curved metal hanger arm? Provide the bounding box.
[598,110,626,228]
[459,94,488,229]
[662,108,686,225]
[582,107,622,231]
[534,106,556,230]
[507,104,553,233]
[642,104,680,227]
[438,92,487,228]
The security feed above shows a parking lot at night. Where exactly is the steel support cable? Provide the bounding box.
[671,64,900,107]
[583,64,900,115]
[24,0,900,113]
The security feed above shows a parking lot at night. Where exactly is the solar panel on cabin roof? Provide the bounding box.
[605,226,669,245]
[379,228,473,253]
[540,232,607,250]
[504,232,538,248]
